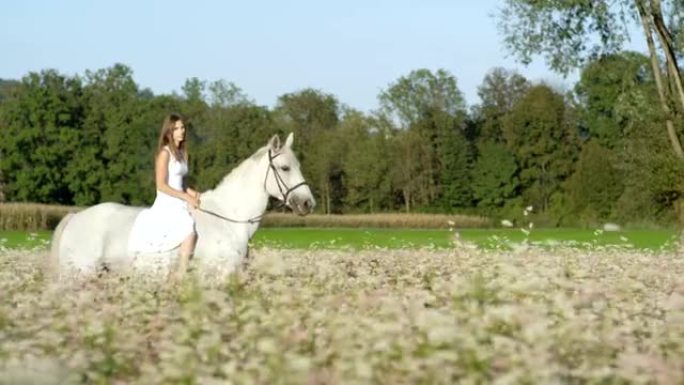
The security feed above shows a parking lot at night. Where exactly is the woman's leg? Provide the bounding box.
[171,231,197,281]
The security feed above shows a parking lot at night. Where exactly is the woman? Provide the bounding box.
[128,113,201,279]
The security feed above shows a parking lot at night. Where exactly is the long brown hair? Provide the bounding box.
[156,113,187,161]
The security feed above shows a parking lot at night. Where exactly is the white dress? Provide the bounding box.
[128,146,195,254]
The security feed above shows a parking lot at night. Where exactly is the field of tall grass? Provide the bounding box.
[0,203,490,231]
[0,203,79,231]
[1,245,682,384]
[261,212,491,229]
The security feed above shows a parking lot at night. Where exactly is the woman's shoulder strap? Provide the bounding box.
[162,145,176,159]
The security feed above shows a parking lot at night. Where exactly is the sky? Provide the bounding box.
[1,0,648,113]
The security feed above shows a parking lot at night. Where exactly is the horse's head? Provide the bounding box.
[263,133,316,216]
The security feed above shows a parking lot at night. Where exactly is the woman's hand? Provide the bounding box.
[186,193,201,209]
[185,188,201,209]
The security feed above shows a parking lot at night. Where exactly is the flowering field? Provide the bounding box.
[1,246,682,384]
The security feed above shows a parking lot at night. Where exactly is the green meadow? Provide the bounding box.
[1,227,677,251]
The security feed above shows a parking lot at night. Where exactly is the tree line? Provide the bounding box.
[1,1,682,227]
[0,55,679,227]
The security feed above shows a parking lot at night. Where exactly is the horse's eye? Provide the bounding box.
[281,166,290,172]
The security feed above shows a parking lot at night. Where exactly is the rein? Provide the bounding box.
[196,149,309,225]
[196,207,269,224]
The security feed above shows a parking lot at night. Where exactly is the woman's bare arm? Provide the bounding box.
[155,150,199,207]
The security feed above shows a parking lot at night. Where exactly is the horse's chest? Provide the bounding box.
[198,232,247,258]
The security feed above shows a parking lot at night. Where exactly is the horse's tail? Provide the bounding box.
[48,212,74,279]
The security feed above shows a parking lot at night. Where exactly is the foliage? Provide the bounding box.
[388,129,432,212]
[0,70,84,204]
[617,116,684,224]
[0,79,20,103]
[0,58,681,226]
[339,111,391,212]
[81,64,158,205]
[379,69,471,211]
[566,140,624,223]
[473,67,530,144]
[275,89,341,213]
[472,142,520,211]
[497,0,633,76]
[574,51,653,149]
[502,84,579,212]
[192,103,276,191]
[379,68,466,129]
[495,0,684,224]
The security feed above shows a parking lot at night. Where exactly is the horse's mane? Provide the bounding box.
[249,146,269,161]
[208,142,296,195]
[210,145,270,192]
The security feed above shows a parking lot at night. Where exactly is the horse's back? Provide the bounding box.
[57,202,143,273]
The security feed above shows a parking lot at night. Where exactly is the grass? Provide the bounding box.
[1,227,678,251]
[252,228,454,250]
[0,231,51,250]
[456,227,678,251]
[0,203,79,231]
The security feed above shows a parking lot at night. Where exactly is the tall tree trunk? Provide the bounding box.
[651,0,684,111]
[647,0,684,256]
[325,183,331,215]
[319,182,329,215]
[636,0,684,158]
[403,190,411,213]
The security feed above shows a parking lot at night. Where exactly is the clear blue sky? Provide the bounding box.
[1,0,646,112]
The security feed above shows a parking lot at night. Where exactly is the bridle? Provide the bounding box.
[197,149,309,224]
[265,149,309,207]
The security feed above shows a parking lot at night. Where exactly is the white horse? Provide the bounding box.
[49,133,315,279]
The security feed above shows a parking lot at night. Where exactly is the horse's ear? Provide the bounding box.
[268,134,281,151]
[284,132,294,148]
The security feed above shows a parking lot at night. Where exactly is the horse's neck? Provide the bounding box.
[202,154,269,225]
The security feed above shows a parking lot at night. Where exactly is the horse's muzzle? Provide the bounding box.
[291,196,315,216]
